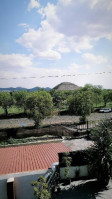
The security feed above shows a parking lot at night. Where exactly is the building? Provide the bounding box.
[0,142,71,199]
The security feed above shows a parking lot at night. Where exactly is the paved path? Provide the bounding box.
[63,138,93,151]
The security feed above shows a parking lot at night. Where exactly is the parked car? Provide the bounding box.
[99,108,111,113]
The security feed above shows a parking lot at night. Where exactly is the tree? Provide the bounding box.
[31,176,51,199]
[89,119,112,186]
[26,91,53,127]
[50,90,66,109]
[81,84,103,107]
[0,92,13,115]
[62,152,72,181]
[92,85,103,107]
[12,91,28,113]
[68,91,93,120]
[102,89,112,107]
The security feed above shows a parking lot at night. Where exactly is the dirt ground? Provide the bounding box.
[0,118,35,129]
[43,112,112,125]
[0,112,112,129]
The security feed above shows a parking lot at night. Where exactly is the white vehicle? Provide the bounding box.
[99,108,111,113]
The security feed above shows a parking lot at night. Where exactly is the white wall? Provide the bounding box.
[0,179,7,199]
[15,173,42,199]
[60,165,88,179]
[0,169,49,199]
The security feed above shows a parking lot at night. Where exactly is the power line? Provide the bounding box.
[0,71,112,80]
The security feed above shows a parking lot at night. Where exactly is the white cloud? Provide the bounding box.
[87,0,112,10]
[82,53,107,64]
[59,0,72,6]
[69,62,92,72]
[28,0,40,11]
[41,0,112,41]
[106,65,112,72]
[0,54,112,89]
[16,20,70,60]
[0,54,33,71]
[1,0,112,89]
[35,50,61,60]
[69,63,81,71]
[17,0,112,59]
[56,0,112,40]
[18,23,29,32]
[69,36,93,53]
[18,23,29,28]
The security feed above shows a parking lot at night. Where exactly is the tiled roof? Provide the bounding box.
[0,142,71,175]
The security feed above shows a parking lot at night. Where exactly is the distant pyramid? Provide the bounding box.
[53,82,80,91]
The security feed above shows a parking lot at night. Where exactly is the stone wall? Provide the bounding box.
[0,125,79,140]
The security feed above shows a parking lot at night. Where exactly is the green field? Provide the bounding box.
[0,106,24,115]
[0,102,112,116]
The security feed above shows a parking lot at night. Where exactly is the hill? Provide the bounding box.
[53,82,80,91]
[0,86,51,92]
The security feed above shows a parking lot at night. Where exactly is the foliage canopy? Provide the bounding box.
[31,176,51,199]
[26,91,53,126]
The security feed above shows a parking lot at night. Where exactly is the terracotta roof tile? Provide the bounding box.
[0,142,71,175]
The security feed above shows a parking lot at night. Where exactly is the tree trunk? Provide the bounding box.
[4,107,8,116]
[24,107,27,114]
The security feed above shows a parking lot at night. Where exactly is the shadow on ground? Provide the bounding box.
[53,180,112,199]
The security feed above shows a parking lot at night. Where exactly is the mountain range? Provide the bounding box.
[0,82,80,92]
[0,86,51,92]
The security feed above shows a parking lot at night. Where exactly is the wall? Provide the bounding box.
[0,125,80,140]
[0,169,49,199]
[0,179,7,199]
[60,165,88,179]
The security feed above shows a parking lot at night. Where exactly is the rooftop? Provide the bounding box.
[0,142,71,175]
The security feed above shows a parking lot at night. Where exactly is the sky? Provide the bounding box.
[0,0,112,89]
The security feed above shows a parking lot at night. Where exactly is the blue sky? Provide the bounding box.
[0,0,112,89]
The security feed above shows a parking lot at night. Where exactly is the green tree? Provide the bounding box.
[12,91,28,113]
[0,92,13,115]
[81,84,103,107]
[89,119,112,186]
[26,91,53,127]
[68,91,93,120]
[92,86,103,107]
[62,152,72,180]
[102,89,112,107]
[50,90,66,109]
[31,176,51,199]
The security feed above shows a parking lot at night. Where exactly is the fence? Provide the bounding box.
[76,120,99,131]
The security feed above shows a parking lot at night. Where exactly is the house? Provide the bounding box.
[0,142,71,199]
[58,150,91,180]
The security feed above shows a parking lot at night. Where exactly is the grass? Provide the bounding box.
[0,135,59,146]
[94,102,112,108]
[0,106,24,115]
[0,137,38,146]
[106,102,112,108]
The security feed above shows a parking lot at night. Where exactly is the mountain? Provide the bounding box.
[0,87,51,92]
[53,82,80,91]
